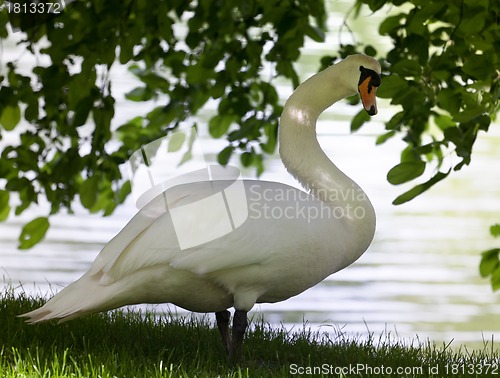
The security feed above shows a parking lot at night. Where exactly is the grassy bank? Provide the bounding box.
[1,288,499,377]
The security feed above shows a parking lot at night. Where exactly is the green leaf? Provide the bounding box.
[392,59,421,77]
[0,203,9,221]
[73,97,94,127]
[490,224,500,238]
[393,170,450,205]
[80,175,99,210]
[437,88,461,115]
[305,25,325,42]
[19,217,50,249]
[261,121,278,154]
[364,45,377,57]
[401,146,424,162]
[0,105,21,131]
[178,150,192,166]
[387,161,426,185]
[480,249,500,278]
[175,127,196,166]
[100,194,117,216]
[276,60,300,88]
[167,131,186,152]
[379,13,404,35]
[0,190,10,221]
[434,114,455,131]
[376,75,406,99]
[453,108,485,123]
[365,0,387,12]
[118,181,131,204]
[25,101,39,122]
[463,53,494,81]
[376,130,395,145]
[0,190,9,208]
[476,114,491,132]
[351,109,371,132]
[253,153,265,176]
[406,34,429,65]
[217,146,234,166]
[385,111,405,131]
[0,10,8,38]
[125,87,154,102]
[209,115,235,138]
[459,10,486,35]
[240,152,253,167]
[491,265,500,291]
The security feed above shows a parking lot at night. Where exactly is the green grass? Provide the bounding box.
[1,288,499,377]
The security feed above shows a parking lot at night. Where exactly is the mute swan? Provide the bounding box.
[21,54,381,359]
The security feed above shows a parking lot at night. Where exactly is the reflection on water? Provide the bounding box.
[1,3,500,350]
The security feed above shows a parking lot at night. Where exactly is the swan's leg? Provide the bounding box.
[229,309,248,360]
[215,310,231,355]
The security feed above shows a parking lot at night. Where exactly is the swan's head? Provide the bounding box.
[343,54,382,116]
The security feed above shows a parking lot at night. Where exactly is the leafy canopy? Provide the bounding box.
[0,0,325,248]
[0,0,499,282]
[357,0,499,205]
[353,0,500,291]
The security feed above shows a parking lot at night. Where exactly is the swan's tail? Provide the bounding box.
[19,274,121,324]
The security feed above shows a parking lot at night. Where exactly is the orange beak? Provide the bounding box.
[358,77,378,116]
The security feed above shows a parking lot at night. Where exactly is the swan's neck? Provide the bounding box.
[278,62,375,226]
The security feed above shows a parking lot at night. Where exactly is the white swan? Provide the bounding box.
[21,54,381,358]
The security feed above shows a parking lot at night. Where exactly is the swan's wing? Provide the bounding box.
[88,185,191,277]
[90,180,319,283]
[168,181,324,275]
[168,227,283,275]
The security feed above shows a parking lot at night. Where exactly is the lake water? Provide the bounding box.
[1,4,500,350]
